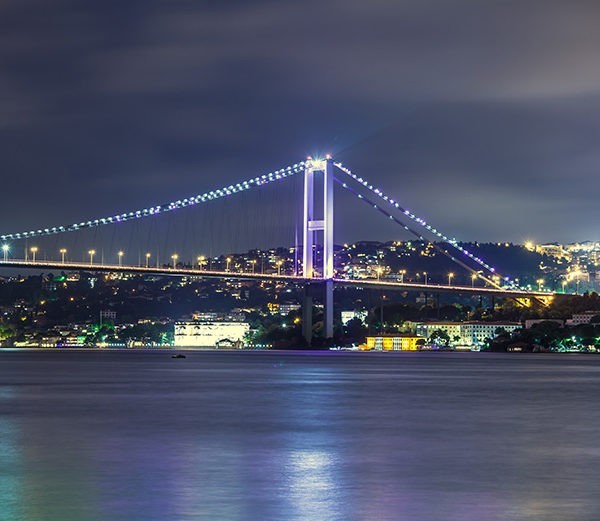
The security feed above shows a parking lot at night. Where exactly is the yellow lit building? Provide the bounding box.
[363,335,424,351]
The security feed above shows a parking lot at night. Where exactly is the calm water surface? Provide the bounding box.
[0,350,599,521]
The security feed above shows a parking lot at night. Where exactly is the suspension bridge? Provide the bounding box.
[0,156,557,342]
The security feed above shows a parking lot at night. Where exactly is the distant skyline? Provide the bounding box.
[1,1,600,248]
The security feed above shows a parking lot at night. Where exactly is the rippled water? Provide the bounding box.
[1,350,599,521]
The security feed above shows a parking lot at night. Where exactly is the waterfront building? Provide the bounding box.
[362,335,424,351]
[415,322,462,343]
[174,320,250,347]
[415,321,521,348]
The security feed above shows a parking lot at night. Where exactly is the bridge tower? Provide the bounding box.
[302,156,334,343]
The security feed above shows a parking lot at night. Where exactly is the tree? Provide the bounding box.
[430,329,450,347]
[0,324,14,342]
[344,318,367,343]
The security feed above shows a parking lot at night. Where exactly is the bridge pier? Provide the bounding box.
[302,156,334,344]
[302,280,334,345]
[324,279,333,339]
[302,289,313,344]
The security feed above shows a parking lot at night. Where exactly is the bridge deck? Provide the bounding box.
[0,259,558,298]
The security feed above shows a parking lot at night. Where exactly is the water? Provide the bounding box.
[1,350,599,521]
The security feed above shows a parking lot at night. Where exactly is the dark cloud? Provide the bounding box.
[0,0,599,249]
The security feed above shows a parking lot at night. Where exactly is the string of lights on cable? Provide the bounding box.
[334,162,520,289]
[0,162,307,242]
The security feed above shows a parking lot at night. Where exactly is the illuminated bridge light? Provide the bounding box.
[335,162,518,289]
[1,160,306,242]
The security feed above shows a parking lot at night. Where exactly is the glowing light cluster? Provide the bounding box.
[335,162,517,287]
[0,162,307,241]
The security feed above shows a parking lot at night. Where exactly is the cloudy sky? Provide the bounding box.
[1,0,600,250]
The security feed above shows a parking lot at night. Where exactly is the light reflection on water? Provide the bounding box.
[0,388,23,521]
[0,350,599,521]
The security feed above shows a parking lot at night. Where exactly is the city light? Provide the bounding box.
[171,254,179,268]
[145,252,151,268]
[30,246,38,263]
[60,248,67,263]
[448,272,454,286]
[118,251,124,267]
[88,250,96,265]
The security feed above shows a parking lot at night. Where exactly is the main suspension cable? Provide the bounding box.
[1,161,307,241]
[333,177,505,290]
[334,162,519,288]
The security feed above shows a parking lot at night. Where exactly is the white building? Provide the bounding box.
[415,321,520,348]
[415,322,462,343]
[174,321,250,347]
[460,322,520,347]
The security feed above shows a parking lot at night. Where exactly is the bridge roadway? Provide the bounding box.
[0,259,557,299]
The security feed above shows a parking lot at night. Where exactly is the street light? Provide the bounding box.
[399,269,406,283]
[250,259,257,274]
[376,266,383,281]
[226,257,232,272]
[145,252,151,268]
[471,273,477,288]
[59,248,67,264]
[118,251,124,267]
[561,279,567,293]
[448,272,454,286]
[88,249,96,265]
[171,254,178,268]
[536,278,544,291]
[2,244,9,261]
[276,260,283,276]
[30,246,38,263]
[197,255,206,270]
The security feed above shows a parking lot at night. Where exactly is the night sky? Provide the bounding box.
[1,0,600,250]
